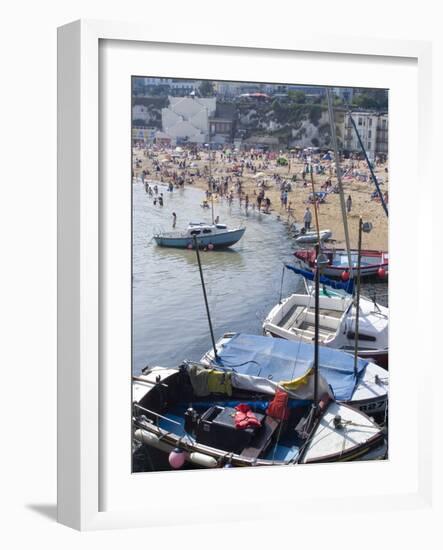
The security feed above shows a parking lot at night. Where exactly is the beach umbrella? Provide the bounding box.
[175,146,183,152]
[254,172,266,179]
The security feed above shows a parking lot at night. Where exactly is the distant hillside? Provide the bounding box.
[235,98,345,148]
[132,94,345,147]
[132,96,168,128]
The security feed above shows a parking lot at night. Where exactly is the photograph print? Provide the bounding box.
[131,77,389,472]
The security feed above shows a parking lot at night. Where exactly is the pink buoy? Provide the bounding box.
[341,270,350,282]
[168,448,186,469]
[377,267,386,279]
[207,243,214,251]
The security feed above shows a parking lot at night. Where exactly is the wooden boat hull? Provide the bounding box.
[294,248,388,279]
[132,369,386,468]
[154,227,246,249]
[132,368,386,468]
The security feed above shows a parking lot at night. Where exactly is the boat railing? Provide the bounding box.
[133,403,181,427]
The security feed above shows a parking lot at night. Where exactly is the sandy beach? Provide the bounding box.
[132,146,388,251]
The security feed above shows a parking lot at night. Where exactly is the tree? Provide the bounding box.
[353,93,378,109]
[288,90,307,104]
[352,90,388,110]
[199,80,215,97]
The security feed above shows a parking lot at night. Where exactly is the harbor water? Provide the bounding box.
[132,179,388,471]
[132,181,298,374]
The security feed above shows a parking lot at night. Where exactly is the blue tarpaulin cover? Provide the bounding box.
[214,333,367,401]
[285,263,354,294]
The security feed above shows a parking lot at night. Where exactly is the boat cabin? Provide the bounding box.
[186,222,228,236]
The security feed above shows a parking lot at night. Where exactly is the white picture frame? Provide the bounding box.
[58,19,435,531]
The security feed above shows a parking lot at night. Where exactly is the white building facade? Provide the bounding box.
[344,111,388,157]
[161,96,216,144]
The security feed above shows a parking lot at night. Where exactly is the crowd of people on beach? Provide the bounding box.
[132,143,389,232]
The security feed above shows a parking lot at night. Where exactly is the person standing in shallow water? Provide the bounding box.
[303,207,312,231]
[172,212,177,228]
[346,194,352,214]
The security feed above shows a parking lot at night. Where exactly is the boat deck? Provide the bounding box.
[278,303,342,339]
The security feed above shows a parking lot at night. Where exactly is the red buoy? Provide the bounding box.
[378,267,386,278]
[341,271,350,281]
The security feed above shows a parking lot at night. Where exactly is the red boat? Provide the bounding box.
[294,248,388,279]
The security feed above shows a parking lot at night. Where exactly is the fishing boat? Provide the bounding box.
[133,238,387,469]
[294,247,388,279]
[132,361,386,468]
[263,287,389,368]
[153,222,246,249]
[293,228,332,244]
[201,333,388,416]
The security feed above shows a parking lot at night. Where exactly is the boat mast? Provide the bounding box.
[309,165,321,245]
[326,88,354,279]
[353,218,363,376]
[193,235,218,360]
[208,145,215,225]
[347,113,388,217]
[313,242,320,408]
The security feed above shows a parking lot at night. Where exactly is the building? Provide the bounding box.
[132,126,157,145]
[132,104,150,124]
[242,135,280,151]
[376,113,388,155]
[155,131,172,147]
[161,95,216,145]
[209,103,237,144]
[344,111,388,157]
[133,78,201,96]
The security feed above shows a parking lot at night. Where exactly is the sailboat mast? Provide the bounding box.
[313,243,320,408]
[309,167,321,244]
[353,218,363,376]
[348,114,388,217]
[326,88,354,279]
[193,235,218,360]
[209,147,214,224]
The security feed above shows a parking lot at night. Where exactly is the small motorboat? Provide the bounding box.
[132,361,386,469]
[153,222,246,249]
[294,247,388,279]
[293,228,332,244]
[263,289,389,368]
[201,333,388,416]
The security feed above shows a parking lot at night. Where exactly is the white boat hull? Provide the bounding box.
[263,292,389,368]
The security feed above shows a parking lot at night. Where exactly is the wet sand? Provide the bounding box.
[133,147,389,250]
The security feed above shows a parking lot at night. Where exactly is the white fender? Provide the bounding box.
[134,429,172,453]
[188,452,218,468]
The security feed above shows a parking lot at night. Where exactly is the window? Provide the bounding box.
[190,230,201,236]
[202,229,212,234]
[369,118,373,127]
[358,117,363,126]
[368,130,372,139]
[367,141,371,150]
[346,331,376,342]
